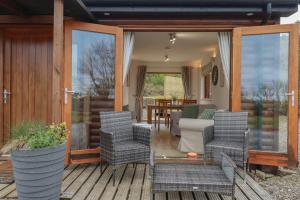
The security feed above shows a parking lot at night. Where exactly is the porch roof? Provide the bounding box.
[0,0,298,23]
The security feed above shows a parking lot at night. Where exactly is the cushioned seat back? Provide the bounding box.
[214,112,248,143]
[100,111,133,142]
[198,104,217,116]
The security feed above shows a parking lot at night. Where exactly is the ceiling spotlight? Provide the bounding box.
[164,55,170,62]
[246,12,254,16]
[104,12,111,16]
[169,33,176,44]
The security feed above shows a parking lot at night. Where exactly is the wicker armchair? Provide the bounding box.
[99,111,152,186]
[204,111,249,168]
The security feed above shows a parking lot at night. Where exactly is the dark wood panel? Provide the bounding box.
[2,28,53,144]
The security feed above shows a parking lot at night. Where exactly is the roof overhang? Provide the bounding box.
[0,0,298,23]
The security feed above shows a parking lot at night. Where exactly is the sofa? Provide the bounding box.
[170,104,217,136]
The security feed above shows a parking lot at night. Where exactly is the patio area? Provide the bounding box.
[0,163,273,200]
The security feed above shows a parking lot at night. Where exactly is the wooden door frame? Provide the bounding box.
[63,20,123,164]
[231,24,299,167]
[0,30,3,147]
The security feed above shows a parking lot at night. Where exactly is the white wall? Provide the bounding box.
[197,49,229,110]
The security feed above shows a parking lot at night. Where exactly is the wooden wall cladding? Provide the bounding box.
[2,28,53,145]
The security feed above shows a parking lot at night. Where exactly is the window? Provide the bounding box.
[204,74,210,99]
[143,73,184,105]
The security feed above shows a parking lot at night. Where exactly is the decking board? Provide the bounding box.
[0,164,273,200]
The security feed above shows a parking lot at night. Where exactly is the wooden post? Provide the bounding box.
[52,0,63,123]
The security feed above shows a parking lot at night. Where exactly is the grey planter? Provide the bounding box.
[11,142,66,200]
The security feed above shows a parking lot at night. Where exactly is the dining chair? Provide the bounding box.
[156,99,172,131]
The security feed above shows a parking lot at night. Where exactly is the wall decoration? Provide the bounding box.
[219,64,225,87]
[212,65,218,86]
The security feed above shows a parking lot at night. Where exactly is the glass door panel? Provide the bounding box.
[241,33,289,153]
[71,30,115,150]
[64,21,123,164]
[232,24,299,166]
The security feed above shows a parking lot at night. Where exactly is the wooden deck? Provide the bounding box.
[0,164,274,200]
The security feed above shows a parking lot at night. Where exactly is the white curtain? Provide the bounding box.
[123,32,135,83]
[218,32,231,87]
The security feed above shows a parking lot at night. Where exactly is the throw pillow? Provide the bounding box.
[122,104,129,111]
[200,109,216,119]
[182,105,199,119]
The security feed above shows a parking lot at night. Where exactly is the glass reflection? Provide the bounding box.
[241,33,289,153]
[71,30,115,150]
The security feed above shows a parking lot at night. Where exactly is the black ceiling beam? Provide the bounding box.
[83,0,299,7]
[0,0,25,16]
[88,6,295,14]
[75,0,97,22]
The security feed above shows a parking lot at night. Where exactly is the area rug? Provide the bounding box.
[0,160,14,184]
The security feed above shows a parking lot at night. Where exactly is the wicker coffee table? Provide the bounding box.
[150,152,237,200]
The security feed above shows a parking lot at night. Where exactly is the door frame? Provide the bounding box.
[231,24,299,167]
[63,20,123,164]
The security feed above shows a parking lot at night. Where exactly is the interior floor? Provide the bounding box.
[151,124,186,158]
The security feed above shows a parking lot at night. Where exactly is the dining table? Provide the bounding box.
[147,104,183,124]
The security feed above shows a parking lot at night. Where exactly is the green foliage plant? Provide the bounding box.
[2,121,67,152]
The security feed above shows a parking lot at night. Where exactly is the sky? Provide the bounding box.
[280,5,300,24]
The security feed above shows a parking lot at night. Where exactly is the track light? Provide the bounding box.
[164,55,170,62]
[169,33,176,44]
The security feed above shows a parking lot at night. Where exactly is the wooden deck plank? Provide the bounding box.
[72,165,103,200]
[167,192,180,200]
[63,164,78,179]
[0,164,272,200]
[0,183,15,198]
[206,193,222,200]
[235,187,249,200]
[61,164,97,199]
[236,169,273,200]
[128,164,145,200]
[61,164,87,192]
[141,165,151,200]
[0,184,9,191]
[154,192,166,200]
[85,166,113,200]
[236,177,261,200]
[99,165,126,200]
[181,191,194,200]
[114,164,136,200]
[5,188,16,198]
[194,191,208,200]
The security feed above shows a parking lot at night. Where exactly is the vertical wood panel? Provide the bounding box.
[3,36,11,144]
[2,28,53,145]
[52,0,64,123]
[0,31,3,146]
[231,28,241,112]
[288,24,299,166]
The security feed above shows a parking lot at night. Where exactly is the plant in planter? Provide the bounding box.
[2,121,67,200]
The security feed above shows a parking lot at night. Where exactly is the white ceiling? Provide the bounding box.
[132,32,218,65]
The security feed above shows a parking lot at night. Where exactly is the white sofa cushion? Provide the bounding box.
[179,118,214,131]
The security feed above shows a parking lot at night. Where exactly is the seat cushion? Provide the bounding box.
[179,118,214,131]
[115,141,149,152]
